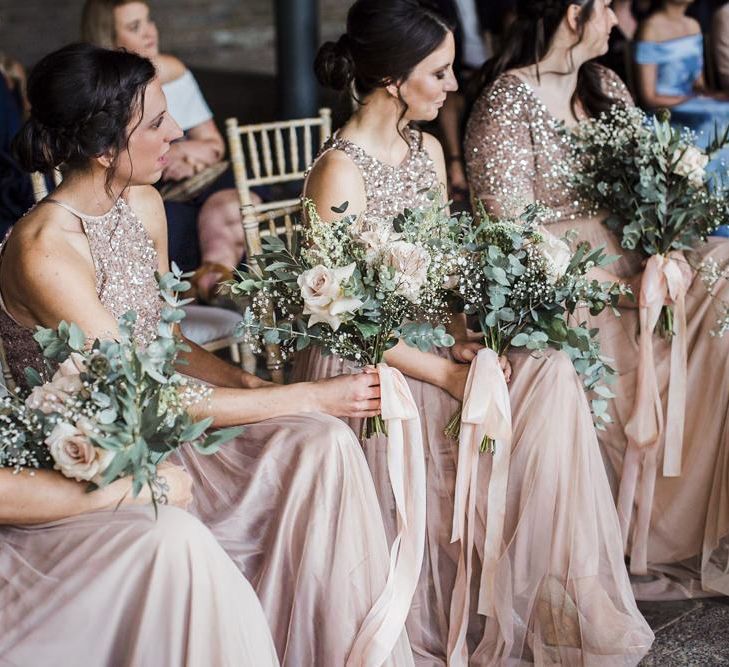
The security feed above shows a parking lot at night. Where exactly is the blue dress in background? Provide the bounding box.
[635,34,729,236]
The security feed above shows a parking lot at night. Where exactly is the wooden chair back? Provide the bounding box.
[225,108,332,382]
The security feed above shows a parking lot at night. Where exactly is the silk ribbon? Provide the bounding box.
[347,363,426,667]
[446,349,512,666]
[618,253,691,574]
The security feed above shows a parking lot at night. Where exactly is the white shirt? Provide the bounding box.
[162,69,213,132]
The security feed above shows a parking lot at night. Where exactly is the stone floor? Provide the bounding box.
[639,597,729,665]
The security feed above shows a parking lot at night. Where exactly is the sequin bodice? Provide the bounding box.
[317,127,439,225]
[464,67,633,224]
[0,197,162,388]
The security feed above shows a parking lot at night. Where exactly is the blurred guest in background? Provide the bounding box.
[634,0,729,159]
[712,0,729,91]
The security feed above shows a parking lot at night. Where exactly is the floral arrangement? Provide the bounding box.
[227,194,460,437]
[0,264,242,504]
[446,204,628,449]
[571,106,729,335]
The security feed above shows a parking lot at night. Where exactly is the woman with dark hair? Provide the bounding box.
[296,0,653,663]
[466,0,729,603]
[3,42,413,666]
[0,50,278,667]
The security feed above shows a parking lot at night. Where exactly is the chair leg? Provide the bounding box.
[242,342,257,374]
[229,342,242,365]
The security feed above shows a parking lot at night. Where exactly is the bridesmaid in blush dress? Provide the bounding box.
[295,1,653,664]
[3,43,412,667]
[0,470,279,666]
[465,0,729,602]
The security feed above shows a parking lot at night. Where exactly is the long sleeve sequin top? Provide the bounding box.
[464,66,633,223]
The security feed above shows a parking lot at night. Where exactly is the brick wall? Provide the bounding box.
[0,0,348,72]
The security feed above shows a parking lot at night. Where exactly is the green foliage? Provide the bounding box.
[451,206,627,428]
[2,262,242,500]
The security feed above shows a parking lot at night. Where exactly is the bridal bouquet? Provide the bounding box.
[571,105,729,336]
[0,264,242,504]
[228,195,460,437]
[446,204,628,450]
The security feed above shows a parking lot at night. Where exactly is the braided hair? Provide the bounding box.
[473,0,616,118]
[12,43,156,193]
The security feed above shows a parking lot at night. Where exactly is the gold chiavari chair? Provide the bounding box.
[226,108,332,382]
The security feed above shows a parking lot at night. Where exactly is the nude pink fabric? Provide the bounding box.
[347,364,425,666]
[620,254,692,574]
[447,349,512,666]
[0,506,279,666]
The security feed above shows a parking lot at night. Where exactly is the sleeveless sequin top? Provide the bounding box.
[315,127,439,225]
[0,197,162,389]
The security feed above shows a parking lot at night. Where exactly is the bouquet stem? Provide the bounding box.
[444,329,506,453]
[656,304,675,339]
[362,414,388,440]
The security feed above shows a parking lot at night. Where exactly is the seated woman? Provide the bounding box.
[5,43,412,666]
[82,0,249,300]
[297,1,653,664]
[466,0,729,602]
[634,0,729,231]
[0,463,279,665]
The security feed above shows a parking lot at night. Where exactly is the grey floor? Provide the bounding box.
[639,598,729,665]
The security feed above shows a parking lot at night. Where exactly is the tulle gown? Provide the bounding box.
[0,195,412,667]
[294,131,653,664]
[0,504,278,666]
[465,66,729,600]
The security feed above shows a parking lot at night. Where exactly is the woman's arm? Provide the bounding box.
[134,186,381,422]
[0,462,193,525]
[635,62,691,108]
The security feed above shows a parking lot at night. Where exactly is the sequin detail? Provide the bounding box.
[464,66,634,224]
[316,127,439,226]
[0,198,163,389]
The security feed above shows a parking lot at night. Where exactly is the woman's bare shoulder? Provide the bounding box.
[156,54,187,84]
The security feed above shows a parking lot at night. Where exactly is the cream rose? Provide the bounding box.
[673,145,708,189]
[298,263,364,331]
[46,421,114,482]
[25,352,87,414]
[537,231,572,284]
[26,383,70,414]
[355,228,390,264]
[382,241,431,302]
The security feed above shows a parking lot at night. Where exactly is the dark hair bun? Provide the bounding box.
[12,119,69,173]
[314,35,355,91]
[11,43,155,178]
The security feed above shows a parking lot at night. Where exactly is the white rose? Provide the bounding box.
[26,383,70,414]
[50,352,86,394]
[298,263,364,331]
[537,231,572,284]
[673,145,708,189]
[382,241,431,302]
[46,421,114,483]
[25,352,87,413]
[355,228,390,264]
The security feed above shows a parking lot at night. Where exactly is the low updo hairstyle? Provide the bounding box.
[12,42,156,192]
[315,0,454,99]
